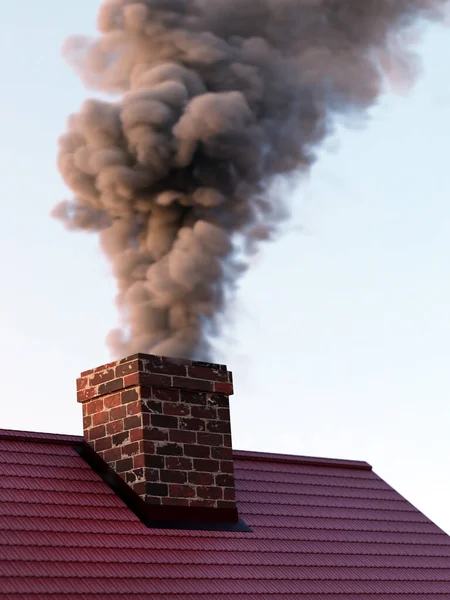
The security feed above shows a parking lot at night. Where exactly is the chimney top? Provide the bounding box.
[77,353,239,528]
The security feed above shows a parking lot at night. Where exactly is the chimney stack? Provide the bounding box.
[76,354,237,524]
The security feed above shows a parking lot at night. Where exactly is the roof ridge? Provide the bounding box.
[0,429,83,445]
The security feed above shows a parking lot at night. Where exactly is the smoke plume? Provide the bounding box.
[54,0,447,360]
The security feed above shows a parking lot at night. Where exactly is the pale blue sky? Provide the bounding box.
[1,3,450,534]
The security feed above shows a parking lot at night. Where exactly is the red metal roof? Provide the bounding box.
[1,428,450,598]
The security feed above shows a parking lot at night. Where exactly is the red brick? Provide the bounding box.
[150,387,180,403]
[160,469,187,484]
[140,373,172,387]
[224,487,235,501]
[173,377,213,392]
[162,497,189,506]
[216,473,235,487]
[121,442,140,457]
[151,414,178,429]
[166,456,193,470]
[206,393,228,407]
[220,460,234,473]
[86,398,104,416]
[188,472,214,485]
[98,378,124,395]
[142,399,163,414]
[89,368,115,386]
[168,484,195,498]
[163,403,190,416]
[184,444,210,458]
[156,443,183,456]
[77,377,88,391]
[149,362,187,376]
[104,447,122,462]
[206,420,230,434]
[87,425,106,441]
[193,458,219,472]
[169,430,196,444]
[214,382,233,394]
[126,400,142,416]
[121,389,139,404]
[218,500,236,509]
[92,411,109,426]
[191,406,216,419]
[124,415,141,430]
[179,390,207,405]
[77,387,97,403]
[197,432,223,446]
[211,446,232,460]
[124,373,140,387]
[187,366,228,382]
[115,457,133,473]
[94,436,112,452]
[144,427,169,441]
[180,418,205,432]
[104,394,121,409]
[82,416,92,429]
[189,498,215,508]
[138,440,156,455]
[146,482,168,497]
[115,359,139,378]
[129,428,145,442]
[93,361,117,373]
[133,453,146,468]
[110,405,127,421]
[223,434,232,447]
[112,431,130,446]
[106,420,124,435]
[197,486,223,500]
[218,407,230,421]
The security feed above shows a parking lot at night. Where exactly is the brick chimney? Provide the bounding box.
[76,353,237,524]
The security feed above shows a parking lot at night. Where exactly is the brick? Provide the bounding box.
[92,411,109,426]
[197,432,222,446]
[211,446,232,460]
[149,362,187,376]
[115,457,133,473]
[87,425,106,441]
[77,388,97,403]
[112,431,130,446]
[151,414,178,429]
[166,456,193,470]
[169,429,196,444]
[217,500,236,509]
[168,484,195,498]
[121,389,139,404]
[191,406,216,419]
[94,436,112,452]
[142,400,163,413]
[223,434,232,447]
[206,420,230,434]
[143,427,169,441]
[146,482,168,497]
[104,394,121,409]
[173,377,213,392]
[106,420,124,435]
[93,361,116,373]
[188,472,214,485]
[183,444,210,458]
[214,382,233,394]
[77,377,88,391]
[98,378,124,395]
[193,458,219,472]
[130,467,159,483]
[89,368,115,386]
[180,418,205,432]
[162,497,189,506]
[104,447,122,462]
[124,373,140,387]
[206,393,228,408]
[187,366,228,382]
[133,453,146,468]
[220,460,234,473]
[224,487,235,501]
[193,361,226,371]
[218,408,230,421]
[215,473,235,487]
[138,440,156,455]
[121,442,140,457]
[197,486,223,500]
[140,373,172,387]
[129,427,145,442]
[163,402,190,416]
[124,415,141,430]
[179,390,207,405]
[156,443,183,456]
[142,455,165,469]
[115,359,140,377]
[126,400,142,416]
[86,399,104,416]
[160,469,187,484]
[82,416,92,429]
[189,498,215,508]
[110,405,127,421]
[150,387,180,402]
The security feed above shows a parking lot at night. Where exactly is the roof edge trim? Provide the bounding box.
[233,450,372,471]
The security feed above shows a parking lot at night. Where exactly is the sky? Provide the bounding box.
[1,2,450,534]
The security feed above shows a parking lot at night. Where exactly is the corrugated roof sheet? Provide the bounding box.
[0,428,449,597]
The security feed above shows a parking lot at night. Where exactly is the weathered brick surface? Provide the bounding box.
[79,353,236,510]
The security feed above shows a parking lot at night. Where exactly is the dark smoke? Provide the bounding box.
[53,0,447,360]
